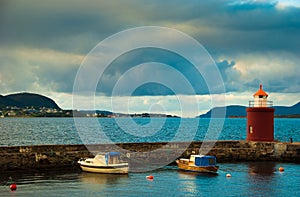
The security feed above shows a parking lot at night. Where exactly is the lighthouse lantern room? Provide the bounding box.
[246,84,275,142]
[253,84,268,107]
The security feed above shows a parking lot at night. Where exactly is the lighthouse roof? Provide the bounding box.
[253,84,268,97]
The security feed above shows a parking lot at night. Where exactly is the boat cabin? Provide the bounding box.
[89,152,122,166]
[105,152,122,165]
[190,155,217,167]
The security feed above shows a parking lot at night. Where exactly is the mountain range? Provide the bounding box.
[0,92,299,118]
[199,102,300,118]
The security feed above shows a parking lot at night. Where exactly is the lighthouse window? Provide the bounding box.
[249,125,253,134]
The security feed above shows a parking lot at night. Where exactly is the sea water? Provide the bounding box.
[0,118,300,146]
[0,118,299,146]
[0,118,299,196]
[0,162,299,197]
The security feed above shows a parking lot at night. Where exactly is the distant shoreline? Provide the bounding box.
[229,114,300,118]
[1,92,299,119]
[1,115,300,118]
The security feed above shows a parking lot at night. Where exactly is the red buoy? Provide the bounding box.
[146,175,154,180]
[279,167,284,172]
[10,184,17,191]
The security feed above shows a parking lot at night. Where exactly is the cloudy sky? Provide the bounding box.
[0,0,299,117]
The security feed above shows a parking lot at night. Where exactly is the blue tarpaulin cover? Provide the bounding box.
[107,152,121,156]
[195,156,216,167]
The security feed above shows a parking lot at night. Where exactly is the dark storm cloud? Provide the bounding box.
[0,47,83,93]
[96,48,210,96]
[0,0,299,95]
[182,1,300,56]
[0,1,119,53]
[2,0,299,54]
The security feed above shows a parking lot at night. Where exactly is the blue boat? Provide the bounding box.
[176,155,219,173]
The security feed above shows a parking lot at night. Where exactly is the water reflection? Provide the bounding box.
[248,162,276,176]
[78,172,129,192]
[177,170,218,196]
[0,169,79,185]
[78,172,129,184]
[0,163,299,196]
[247,162,277,196]
[178,170,218,179]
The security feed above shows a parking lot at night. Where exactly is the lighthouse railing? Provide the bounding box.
[248,101,273,107]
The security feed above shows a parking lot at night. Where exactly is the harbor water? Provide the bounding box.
[0,118,299,146]
[0,118,299,196]
[0,162,299,196]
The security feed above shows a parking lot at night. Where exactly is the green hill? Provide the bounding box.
[0,92,61,110]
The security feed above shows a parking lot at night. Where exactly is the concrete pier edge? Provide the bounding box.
[0,140,299,171]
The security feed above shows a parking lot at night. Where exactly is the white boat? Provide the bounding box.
[78,152,129,174]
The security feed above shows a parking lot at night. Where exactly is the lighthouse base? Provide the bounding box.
[246,107,275,142]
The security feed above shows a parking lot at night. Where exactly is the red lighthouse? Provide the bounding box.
[246,84,275,141]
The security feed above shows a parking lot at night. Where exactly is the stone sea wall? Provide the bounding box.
[0,141,299,171]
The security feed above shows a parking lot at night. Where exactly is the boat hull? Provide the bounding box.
[78,163,129,174]
[176,160,219,173]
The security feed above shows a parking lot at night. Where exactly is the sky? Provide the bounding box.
[0,0,299,117]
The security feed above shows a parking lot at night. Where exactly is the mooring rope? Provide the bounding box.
[0,176,13,187]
